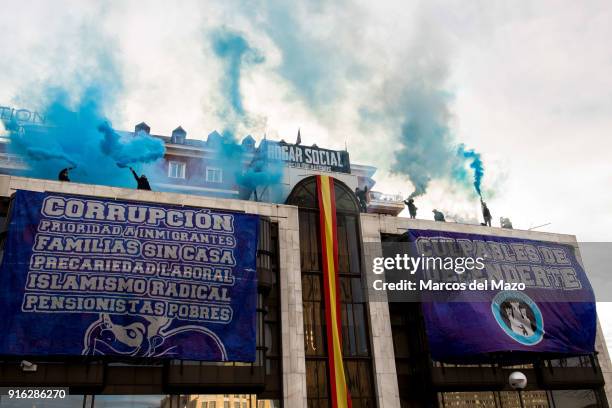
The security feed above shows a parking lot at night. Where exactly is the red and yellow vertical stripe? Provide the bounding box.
[316,175,351,408]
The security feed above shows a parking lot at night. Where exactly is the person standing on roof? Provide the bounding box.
[129,167,152,191]
[58,166,76,182]
[404,198,417,219]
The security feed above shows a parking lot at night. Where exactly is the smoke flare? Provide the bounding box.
[457,143,484,197]
[98,122,165,168]
[7,87,165,188]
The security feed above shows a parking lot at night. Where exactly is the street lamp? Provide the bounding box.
[509,371,527,408]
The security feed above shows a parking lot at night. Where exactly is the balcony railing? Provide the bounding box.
[367,191,405,216]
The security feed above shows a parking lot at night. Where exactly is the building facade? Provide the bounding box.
[0,122,609,408]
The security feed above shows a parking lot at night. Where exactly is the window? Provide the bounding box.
[168,161,186,178]
[551,389,599,408]
[206,166,223,183]
[287,176,375,408]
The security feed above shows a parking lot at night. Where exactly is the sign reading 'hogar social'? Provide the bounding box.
[0,190,259,361]
[263,140,351,174]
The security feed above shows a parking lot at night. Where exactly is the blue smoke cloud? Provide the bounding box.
[205,131,282,201]
[7,86,165,188]
[259,3,333,105]
[390,84,487,198]
[242,3,493,201]
[240,142,284,195]
[456,143,484,197]
[211,27,264,120]
[391,85,455,197]
[98,122,165,167]
[4,30,166,189]
[208,28,281,200]
[254,0,361,108]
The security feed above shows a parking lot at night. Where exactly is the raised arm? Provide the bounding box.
[129,167,139,181]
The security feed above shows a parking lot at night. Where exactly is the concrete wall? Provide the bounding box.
[597,319,612,402]
[0,175,309,408]
[361,213,612,406]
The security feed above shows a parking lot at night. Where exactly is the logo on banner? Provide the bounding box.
[491,291,544,346]
[83,314,227,359]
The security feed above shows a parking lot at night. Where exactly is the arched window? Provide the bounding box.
[286,176,360,213]
[286,176,374,407]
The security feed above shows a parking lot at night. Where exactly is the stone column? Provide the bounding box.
[278,205,308,407]
[361,213,401,408]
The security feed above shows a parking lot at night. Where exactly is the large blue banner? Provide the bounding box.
[407,229,596,362]
[0,190,259,361]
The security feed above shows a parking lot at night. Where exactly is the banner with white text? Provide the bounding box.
[0,190,259,361]
[406,229,596,361]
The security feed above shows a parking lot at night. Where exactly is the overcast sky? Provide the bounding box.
[1,0,611,349]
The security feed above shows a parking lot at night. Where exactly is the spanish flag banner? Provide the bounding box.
[316,175,352,408]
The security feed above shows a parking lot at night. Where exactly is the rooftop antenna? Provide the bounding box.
[296,128,301,145]
[528,222,551,231]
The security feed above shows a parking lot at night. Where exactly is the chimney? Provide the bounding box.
[135,122,151,134]
[171,126,186,144]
